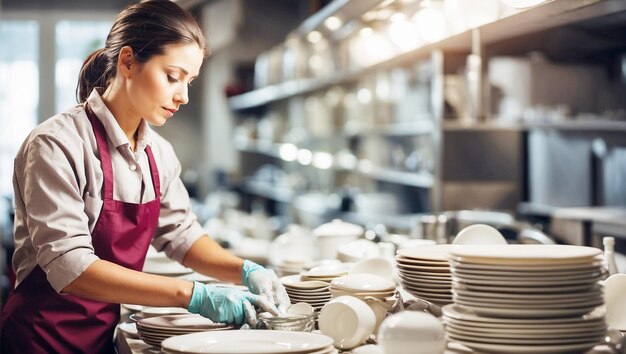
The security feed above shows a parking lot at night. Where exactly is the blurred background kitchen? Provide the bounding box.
[1,0,625,302]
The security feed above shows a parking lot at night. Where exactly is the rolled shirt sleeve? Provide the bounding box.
[14,133,99,293]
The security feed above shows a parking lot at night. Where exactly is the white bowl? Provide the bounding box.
[319,296,376,350]
[452,224,507,245]
[349,258,394,279]
[331,274,395,293]
[337,239,381,262]
[378,311,445,354]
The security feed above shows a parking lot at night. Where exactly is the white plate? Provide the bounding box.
[444,322,607,338]
[451,269,603,282]
[140,307,189,318]
[449,259,605,272]
[443,318,606,332]
[449,245,601,265]
[442,304,605,324]
[500,0,547,9]
[122,303,144,312]
[138,314,228,331]
[397,244,457,261]
[161,330,334,353]
[396,263,450,273]
[163,345,339,354]
[281,275,330,289]
[452,224,507,245]
[452,275,601,287]
[450,338,600,354]
[398,279,451,290]
[395,256,449,267]
[398,274,452,284]
[458,303,600,318]
[118,321,139,339]
[453,295,604,309]
[142,260,194,275]
[450,265,604,278]
[289,294,332,301]
[452,286,602,301]
[452,281,597,294]
[447,330,604,346]
[286,288,331,296]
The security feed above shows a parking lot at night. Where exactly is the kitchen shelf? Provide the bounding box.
[344,120,435,137]
[526,120,626,132]
[235,139,434,188]
[229,0,625,111]
[351,165,434,189]
[441,120,626,132]
[241,180,295,203]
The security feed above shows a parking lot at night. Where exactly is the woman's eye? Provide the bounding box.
[167,75,179,83]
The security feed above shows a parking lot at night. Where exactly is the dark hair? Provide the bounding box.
[77,0,208,103]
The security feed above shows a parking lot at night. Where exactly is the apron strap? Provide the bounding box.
[144,145,161,198]
[84,103,114,201]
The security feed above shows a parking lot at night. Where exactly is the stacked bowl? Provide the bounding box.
[281,274,332,312]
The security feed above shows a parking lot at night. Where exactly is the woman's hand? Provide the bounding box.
[187,281,278,326]
[241,260,291,313]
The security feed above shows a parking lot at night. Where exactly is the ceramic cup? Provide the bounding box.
[319,296,376,350]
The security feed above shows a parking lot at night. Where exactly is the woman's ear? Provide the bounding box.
[118,46,135,78]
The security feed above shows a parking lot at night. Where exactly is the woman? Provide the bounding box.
[0,1,289,352]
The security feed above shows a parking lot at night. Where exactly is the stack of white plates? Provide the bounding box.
[445,244,606,353]
[136,314,232,348]
[161,330,337,354]
[443,305,607,354]
[281,274,332,312]
[395,245,454,306]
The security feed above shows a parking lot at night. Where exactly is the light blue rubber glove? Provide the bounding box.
[187,281,275,326]
[242,260,291,313]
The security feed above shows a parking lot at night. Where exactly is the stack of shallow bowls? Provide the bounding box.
[161,330,337,354]
[445,244,607,354]
[281,275,332,312]
[395,245,454,306]
[136,314,232,348]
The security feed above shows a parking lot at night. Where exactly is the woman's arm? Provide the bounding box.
[62,259,194,307]
[181,235,244,284]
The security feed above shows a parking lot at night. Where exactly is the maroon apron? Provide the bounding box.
[1,104,161,353]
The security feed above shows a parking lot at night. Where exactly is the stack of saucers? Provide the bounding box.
[136,314,232,348]
[300,263,352,282]
[445,244,607,354]
[281,274,332,312]
[395,245,454,306]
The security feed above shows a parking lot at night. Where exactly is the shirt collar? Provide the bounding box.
[85,89,153,150]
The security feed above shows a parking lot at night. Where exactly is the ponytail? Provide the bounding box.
[76,48,114,103]
[76,0,207,104]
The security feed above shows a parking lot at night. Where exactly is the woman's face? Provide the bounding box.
[128,43,203,126]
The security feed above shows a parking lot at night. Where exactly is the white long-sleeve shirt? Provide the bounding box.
[11,89,204,293]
